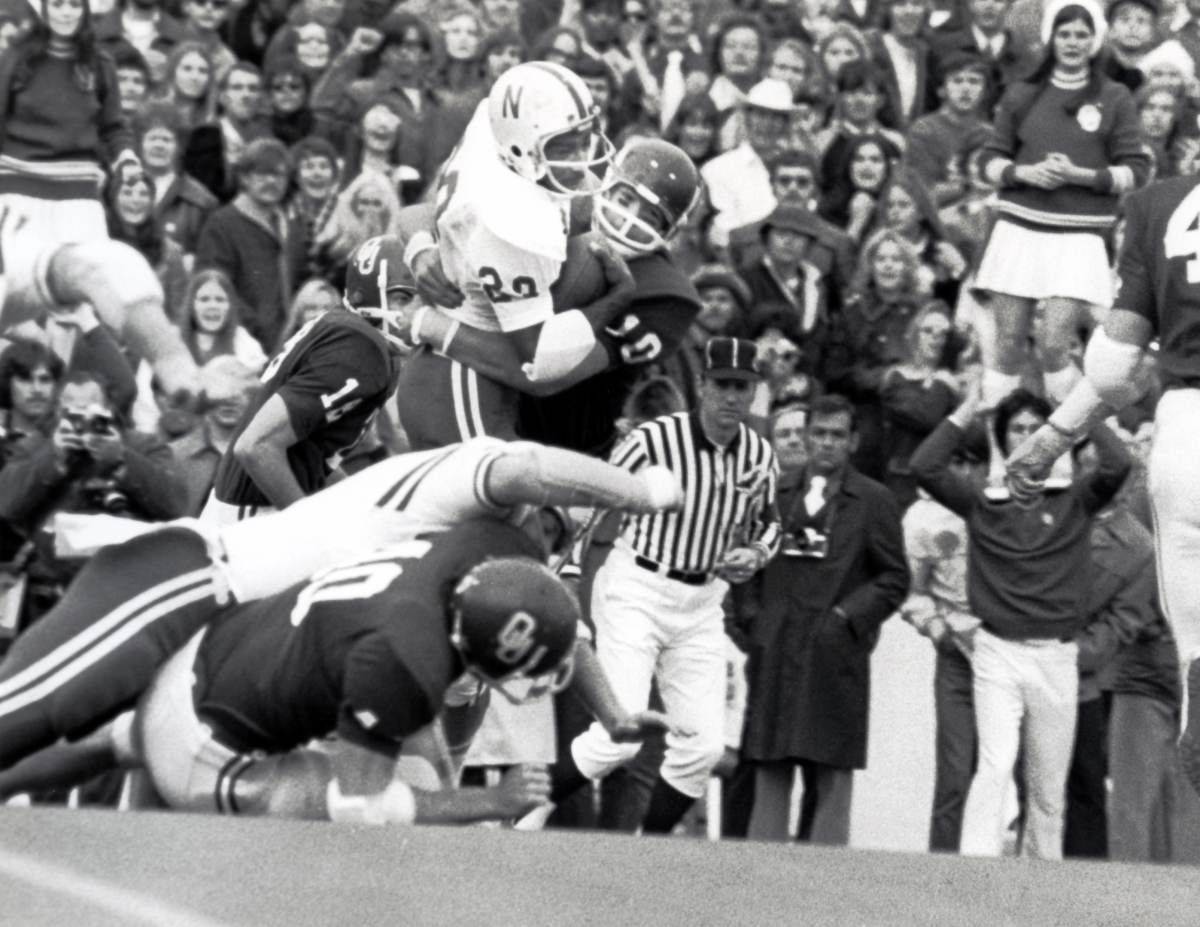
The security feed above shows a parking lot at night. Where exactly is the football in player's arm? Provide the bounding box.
[398,202,637,391]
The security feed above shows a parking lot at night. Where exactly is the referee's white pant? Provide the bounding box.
[571,544,728,799]
[1149,389,1200,667]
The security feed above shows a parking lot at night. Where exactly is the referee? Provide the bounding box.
[563,336,781,835]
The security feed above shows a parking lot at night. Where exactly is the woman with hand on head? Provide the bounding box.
[874,168,969,304]
[819,133,898,242]
[973,0,1150,416]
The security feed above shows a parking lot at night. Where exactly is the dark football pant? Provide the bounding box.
[0,526,223,771]
[395,348,519,450]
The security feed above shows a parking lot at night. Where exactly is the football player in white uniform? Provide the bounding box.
[393,61,636,449]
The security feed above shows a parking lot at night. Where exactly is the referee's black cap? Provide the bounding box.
[704,337,761,382]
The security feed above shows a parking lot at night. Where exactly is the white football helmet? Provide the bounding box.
[488,60,615,197]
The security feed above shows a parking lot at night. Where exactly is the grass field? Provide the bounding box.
[0,807,1194,926]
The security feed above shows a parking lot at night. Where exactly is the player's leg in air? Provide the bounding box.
[0,525,228,772]
[0,196,199,399]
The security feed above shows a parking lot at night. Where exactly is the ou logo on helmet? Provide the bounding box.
[356,237,384,275]
[494,611,547,668]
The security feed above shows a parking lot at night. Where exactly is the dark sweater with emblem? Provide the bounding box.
[911,419,1131,640]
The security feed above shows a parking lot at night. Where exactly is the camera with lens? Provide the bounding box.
[781,526,829,559]
[80,476,130,514]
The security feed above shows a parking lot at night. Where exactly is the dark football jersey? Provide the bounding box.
[212,311,400,506]
[1116,176,1200,389]
[517,251,700,456]
[192,518,541,757]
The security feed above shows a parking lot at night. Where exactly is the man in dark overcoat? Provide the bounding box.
[737,393,909,844]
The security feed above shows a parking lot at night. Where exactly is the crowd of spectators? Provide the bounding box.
[0,0,1198,864]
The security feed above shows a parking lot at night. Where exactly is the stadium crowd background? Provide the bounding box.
[0,0,1197,864]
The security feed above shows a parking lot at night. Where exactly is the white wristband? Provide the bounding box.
[410,305,428,345]
[327,778,416,826]
[403,231,438,271]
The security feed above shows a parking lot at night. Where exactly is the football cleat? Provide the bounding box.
[488,61,615,197]
[449,556,579,704]
[343,235,417,351]
[594,138,700,257]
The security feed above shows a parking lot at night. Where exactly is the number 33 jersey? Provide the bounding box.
[434,102,568,334]
[193,519,541,757]
[1117,176,1200,389]
[212,311,400,508]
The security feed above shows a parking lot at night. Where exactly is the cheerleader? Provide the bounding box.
[973,0,1150,412]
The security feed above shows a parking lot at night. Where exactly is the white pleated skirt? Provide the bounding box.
[973,218,1113,307]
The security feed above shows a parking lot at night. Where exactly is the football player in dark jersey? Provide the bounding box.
[401,138,703,457]
[200,235,412,522]
[1006,175,1200,794]
[132,518,577,825]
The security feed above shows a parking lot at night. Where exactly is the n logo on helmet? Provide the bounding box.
[494,610,546,668]
[502,84,523,120]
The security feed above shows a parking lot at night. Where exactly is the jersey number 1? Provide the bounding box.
[1165,186,1200,283]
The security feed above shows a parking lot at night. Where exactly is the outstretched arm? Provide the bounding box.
[483,441,682,515]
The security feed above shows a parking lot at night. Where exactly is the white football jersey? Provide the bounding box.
[218,438,512,600]
[433,102,568,333]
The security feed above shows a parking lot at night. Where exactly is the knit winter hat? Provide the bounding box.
[1041,0,1108,58]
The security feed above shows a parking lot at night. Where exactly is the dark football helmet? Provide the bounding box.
[343,234,417,351]
[594,138,700,257]
[449,556,579,704]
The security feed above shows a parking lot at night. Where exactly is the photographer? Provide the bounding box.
[0,371,186,628]
[737,393,910,844]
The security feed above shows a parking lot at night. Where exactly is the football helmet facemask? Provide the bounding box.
[449,556,579,705]
[594,138,701,257]
[488,61,616,198]
[343,234,417,351]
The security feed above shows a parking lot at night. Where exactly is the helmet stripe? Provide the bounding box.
[527,61,589,122]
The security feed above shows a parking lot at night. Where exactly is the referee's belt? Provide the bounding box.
[633,554,709,586]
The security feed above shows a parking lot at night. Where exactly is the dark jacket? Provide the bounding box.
[912,419,1131,640]
[0,424,186,614]
[154,172,219,258]
[194,199,307,352]
[737,466,910,769]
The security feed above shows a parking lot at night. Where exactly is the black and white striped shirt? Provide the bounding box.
[611,411,781,574]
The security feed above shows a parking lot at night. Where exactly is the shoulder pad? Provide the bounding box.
[477,178,568,262]
[629,252,701,309]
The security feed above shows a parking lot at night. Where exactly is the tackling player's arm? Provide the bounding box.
[409,293,694,397]
[1007,193,1158,479]
[409,308,610,397]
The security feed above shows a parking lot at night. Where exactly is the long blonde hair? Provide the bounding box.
[317,172,403,265]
